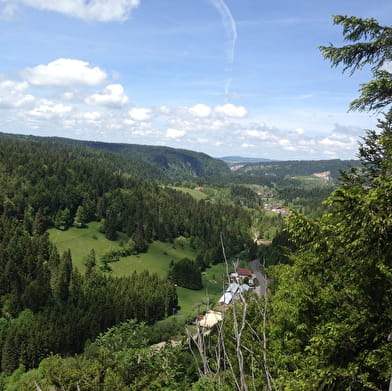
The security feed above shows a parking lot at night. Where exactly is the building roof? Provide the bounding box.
[239,284,250,293]
[227,282,239,293]
[198,310,223,328]
[219,292,234,305]
[236,268,253,277]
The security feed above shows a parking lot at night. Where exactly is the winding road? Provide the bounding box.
[250,258,267,297]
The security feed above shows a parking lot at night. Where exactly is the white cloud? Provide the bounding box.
[4,0,140,22]
[0,2,18,19]
[278,139,296,151]
[129,107,151,121]
[131,127,155,136]
[85,84,128,107]
[245,129,269,140]
[211,120,226,129]
[215,103,247,117]
[23,58,107,87]
[0,80,35,107]
[189,103,211,118]
[166,128,185,139]
[196,137,209,144]
[241,143,255,148]
[157,105,171,115]
[83,111,101,123]
[28,99,72,119]
[62,91,76,100]
[319,134,356,150]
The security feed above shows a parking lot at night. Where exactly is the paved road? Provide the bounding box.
[250,258,267,297]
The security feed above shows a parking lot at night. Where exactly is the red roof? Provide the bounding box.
[236,268,253,277]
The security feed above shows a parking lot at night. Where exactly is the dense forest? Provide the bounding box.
[0,134,253,378]
[0,14,391,391]
[230,159,360,178]
[0,133,230,181]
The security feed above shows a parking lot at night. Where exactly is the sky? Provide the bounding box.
[0,0,391,160]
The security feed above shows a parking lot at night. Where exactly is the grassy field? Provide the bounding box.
[291,175,333,189]
[48,221,123,272]
[176,263,227,315]
[168,186,208,201]
[110,238,195,278]
[48,223,226,316]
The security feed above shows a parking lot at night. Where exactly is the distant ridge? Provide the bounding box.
[219,156,276,164]
[0,132,230,180]
[230,159,360,178]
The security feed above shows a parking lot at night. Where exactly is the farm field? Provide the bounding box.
[168,186,208,201]
[48,221,123,272]
[109,238,196,277]
[48,222,227,315]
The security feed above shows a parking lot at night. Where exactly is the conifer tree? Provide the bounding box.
[267,15,392,389]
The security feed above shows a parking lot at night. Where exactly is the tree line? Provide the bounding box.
[0,215,178,375]
[0,135,253,378]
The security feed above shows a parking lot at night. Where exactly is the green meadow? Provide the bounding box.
[49,222,226,315]
[176,262,226,315]
[48,221,121,272]
[168,186,208,201]
[290,175,333,189]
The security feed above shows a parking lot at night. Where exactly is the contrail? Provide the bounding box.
[209,0,237,64]
[224,78,232,101]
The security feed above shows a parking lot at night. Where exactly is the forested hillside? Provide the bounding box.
[0,135,253,378]
[0,132,230,180]
[230,159,360,178]
[1,14,391,391]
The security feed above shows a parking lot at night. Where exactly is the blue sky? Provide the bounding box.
[0,0,391,160]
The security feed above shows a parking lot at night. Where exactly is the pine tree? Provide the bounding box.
[319,15,392,112]
[73,205,86,228]
[267,15,392,389]
[32,209,45,235]
[54,250,73,302]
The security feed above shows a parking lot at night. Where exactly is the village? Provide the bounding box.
[195,264,264,330]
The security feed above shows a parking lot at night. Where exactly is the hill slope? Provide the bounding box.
[231,159,360,178]
[220,156,275,164]
[0,133,230,180]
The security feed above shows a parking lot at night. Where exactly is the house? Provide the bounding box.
[271,206,289,215]
[230,272,239,280]
[236,268,253,278]
[198,310,223,328]
[227,282,240,293]
[218,292,234,305]
[239,284,250,293]
[218,283,239,305]
[218,281,253,305]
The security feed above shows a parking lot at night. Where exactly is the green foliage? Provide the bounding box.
[73,205,87,228]
[54,208,72,230]
[258,229,293,266]
[0,132,230,181]
[0,216,178,375]
[320,15,392,112]
[230,185,262,208]
[169,258,202,290]
[5,321,197,390]
[231,159,359,179]
[267,107,392,389]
